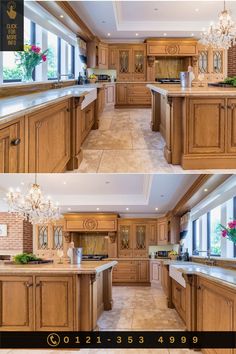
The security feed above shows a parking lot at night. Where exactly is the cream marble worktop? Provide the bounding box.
[147,83,236,97]
[0,260,117,275]
[0,85,96,125]
[165,260,236,290]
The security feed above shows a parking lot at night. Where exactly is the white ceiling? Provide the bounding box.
[69,0,236,40]
[0,174,198,215]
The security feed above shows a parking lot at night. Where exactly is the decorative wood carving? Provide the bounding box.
[63,231,71,243]
[165,44,179,55]
[83,218,98,231]
[147,56,155,67]
[108,232,116,243]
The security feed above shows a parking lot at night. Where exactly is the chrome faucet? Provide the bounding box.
[53,73,75,88]
[193,248,215,266]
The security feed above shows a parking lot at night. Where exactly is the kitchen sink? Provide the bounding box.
[169,265,186,288]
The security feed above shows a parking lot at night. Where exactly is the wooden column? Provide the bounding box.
[63,231,71,263]
[183,274,198,331]
[80,274,98,330]
[103,267,113,310]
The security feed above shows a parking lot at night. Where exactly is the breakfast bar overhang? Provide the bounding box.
[147,84,236,170]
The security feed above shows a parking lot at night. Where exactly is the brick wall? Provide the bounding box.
[0,213,33,255]
[228,46,236,77]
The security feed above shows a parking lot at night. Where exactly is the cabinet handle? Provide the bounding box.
[227,104,235,110]
[66,108,70,112]
[11,138,21,146]
[197,286,201,290]
[25,282,33,288]
[220,105,225,109]
[36,283,41,287]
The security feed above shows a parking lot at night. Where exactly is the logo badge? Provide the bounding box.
[47,333,61,347]
[6,1,17,20]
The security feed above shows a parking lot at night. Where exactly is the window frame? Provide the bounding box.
[234,197,236,257]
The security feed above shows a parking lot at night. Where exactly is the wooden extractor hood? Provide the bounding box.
[63,213,118,232]
[146,38,198,57]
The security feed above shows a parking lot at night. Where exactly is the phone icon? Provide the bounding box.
[47,333,60,347]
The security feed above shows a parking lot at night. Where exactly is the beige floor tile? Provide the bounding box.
[82,131,133,150]
[98,150,174,173]
[132,131,165,150]
[76,150,103,173]
[99,118,112,130]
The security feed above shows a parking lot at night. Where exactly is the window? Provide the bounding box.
[192,196,236,258]
[0,14,76,84]
[47,32,59,79]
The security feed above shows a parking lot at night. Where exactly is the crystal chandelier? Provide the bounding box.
[199,0,236,49]
[6,175,61,225]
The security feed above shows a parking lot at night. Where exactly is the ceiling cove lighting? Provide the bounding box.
[199,0,236,49]
[6,175,61,225]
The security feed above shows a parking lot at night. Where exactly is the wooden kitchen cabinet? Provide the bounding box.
[27,100,70,173]
[227,98,236,153]
[157,217,169,245]
[168,215,180,244]
[197,277,236,354]
[115,44,146,81]
[133,223,148,258]
[187,98,226,154]
[35,275,74,331]
[148,223,157,245]
[116,84,128,105]
[108,46,118,69]
[150,260,162,287]
[146,38,198,56]
[113,260,149,284]
[97,87,105,116]
[118,221,133,257]
[0,276,34,330]
[115,83,151,107]
[172,279,186,323]
[0,118,25,173]
[197,45,227,82]
[81,101,95,142]
[87,41,108,69]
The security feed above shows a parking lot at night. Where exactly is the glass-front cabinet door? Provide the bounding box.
[118,223,133,257]
[133,224,148,257]
[213,50,223,74]
[117,49,132,81]
[133,49,146,80]
[198,50,209,74]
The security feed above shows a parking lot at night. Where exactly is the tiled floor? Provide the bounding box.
[76,107,236,173]
[1,286,201,354]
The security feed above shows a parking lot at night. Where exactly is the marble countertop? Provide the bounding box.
[0,85,96,125]
[0,260,117,275]
[168,262,236,290]
[147,83,236,97]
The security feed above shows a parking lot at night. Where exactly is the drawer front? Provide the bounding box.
[133,250,148,258]
[128,97,151,105]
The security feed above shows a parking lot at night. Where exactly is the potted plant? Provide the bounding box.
[15,44,48,82]
[218,220,236,244]
[88,74,97,84]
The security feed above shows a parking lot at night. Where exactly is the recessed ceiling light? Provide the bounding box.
[63,181,67,185]
[126,207,129,210]
[67,207,71,211]
[154,8,158,11]
[163,33,167,36]
[195,8,199,12]
[102,20,106,23]
[204,188,208,192]
[155,207,159,211]
[191,33,194,36]
[105,181,110,184]
[60,15,64,18]
[135,33,139,36]
[107,33,111,37]
[96,207,100,211]
[20,182,24,185]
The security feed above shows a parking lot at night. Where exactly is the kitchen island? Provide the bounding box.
[0,260,117,331]
[147,84,236,170]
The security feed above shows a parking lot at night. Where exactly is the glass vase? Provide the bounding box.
[21,67,34,82]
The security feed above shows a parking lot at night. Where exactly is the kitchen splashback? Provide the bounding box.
[155,57,190,79]
[71,232,108,255]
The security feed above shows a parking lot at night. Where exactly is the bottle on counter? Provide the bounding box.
[183,248,190,261]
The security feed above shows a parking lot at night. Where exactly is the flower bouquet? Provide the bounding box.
[16,44,48,82]
[218,220,236,243]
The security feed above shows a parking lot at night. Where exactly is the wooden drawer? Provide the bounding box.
[118,250,133,257]
[113,272,137,282]
[127,85,150,96]
[128,97,151,105]
[133,250,148,258]
[117,74,133,81]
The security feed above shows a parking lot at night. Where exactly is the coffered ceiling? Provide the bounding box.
[69,0,236,40]
[0,174,198,215]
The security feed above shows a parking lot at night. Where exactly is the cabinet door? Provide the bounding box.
[28,100,70,172]
[118,223,133,257]
[188,98,225,154]
[0,276,33,330]
[227,99,236,153]
[99,44,108,69]
[117,48,133,81]
[105,85,115,106]
[150,261,161,286]
[133,224,148,257]
[132,48,146,81]
[161,264,169,296]
[148,223,157,245]
[198,49,210,75]
[35,276,74,331]
[0,120,24,173]
[157,219,169,245]
[138,261,149,282]
[116,84,127,105]
[172,279,186,322]
[113,261,137,282]
[108,47,118,69]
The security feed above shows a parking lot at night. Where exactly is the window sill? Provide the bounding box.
[192,255,235,261]
[0,79,75,88]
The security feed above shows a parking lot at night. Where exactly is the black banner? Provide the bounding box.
[0,331,235,349]
[0,0,24,51]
